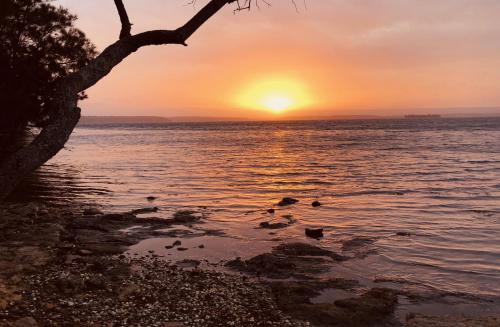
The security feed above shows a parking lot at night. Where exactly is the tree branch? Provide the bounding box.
[66,0,237,93]
[177,0,237,42]
[114,0,132,39]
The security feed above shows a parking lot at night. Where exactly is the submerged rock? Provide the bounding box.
[396,231,412,236]
[260,221,288,229]
[341,237,375,251]
[282,214,296,224]
[100,213,135,221]
[172,210,199,223]
[277,197,299,206]
[146,196,157,201]
[334,288,398,316]
[305,228,324,239]
[311,201,322,207]
[131,207,159,215]
[275,243,346,261]
[267,208,275,214]
[341,236,378,259]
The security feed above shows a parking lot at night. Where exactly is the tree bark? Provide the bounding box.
[0,0,236,201]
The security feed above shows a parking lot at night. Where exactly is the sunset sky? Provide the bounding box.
[57,0,500,119]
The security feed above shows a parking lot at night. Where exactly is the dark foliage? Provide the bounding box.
[0,0,96,141]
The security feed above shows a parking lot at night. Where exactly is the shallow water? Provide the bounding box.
[17,118,500,306]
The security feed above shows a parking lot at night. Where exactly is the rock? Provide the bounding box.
[146,196,157,201]
[131,207,159,215]
[305,228,323,239]
[198,244,205,249]
[334,287,398,316]
[0,281,21,309]
[78,249,93,256]
[101,213,135,221]
[406,314,500,327]
[282,214,296,224]
[13,317,39,327]
[177,247,188,251]
[165,245,174,249]
[42,303,57,311]
[275,243,341,259]
[267,208,275,214]
[172,210,199,223]
[260,222,288,229]
[277,197,299,206]
[172,240,182,247]
[83,208,102,216]
[226,254,296,278]
[268,278,359,309]
[396,231,411,236]
[311,201,321,207]
[271,284,397,327]
[226,242,347,278]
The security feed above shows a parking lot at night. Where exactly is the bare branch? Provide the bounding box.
[177,0,237,42]
[114,0,132,39]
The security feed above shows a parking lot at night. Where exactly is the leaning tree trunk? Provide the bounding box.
[0,92,80,199]
[0,0,236,201]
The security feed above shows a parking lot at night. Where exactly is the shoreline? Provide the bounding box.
[0,202,499,327]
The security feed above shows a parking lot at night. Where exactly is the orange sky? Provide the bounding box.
[57,0,500,118]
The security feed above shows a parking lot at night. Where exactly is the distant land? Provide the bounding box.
[79,115,383,125]
[79,116,172,125]
[79,111,500,124]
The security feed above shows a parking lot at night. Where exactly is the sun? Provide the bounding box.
[235,76,313,114]
[260,94,293,113]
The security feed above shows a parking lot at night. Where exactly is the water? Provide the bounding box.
[19,118,500,308]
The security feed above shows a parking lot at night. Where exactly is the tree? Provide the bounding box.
[0,0,249,200]
[0,0,96,152]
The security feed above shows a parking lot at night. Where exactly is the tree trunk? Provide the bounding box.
[0,0,236,201]
[0,92,80,200]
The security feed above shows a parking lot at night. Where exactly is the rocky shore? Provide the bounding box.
[0,202,499,327]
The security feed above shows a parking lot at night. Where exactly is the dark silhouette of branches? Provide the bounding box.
[114,0,132,39]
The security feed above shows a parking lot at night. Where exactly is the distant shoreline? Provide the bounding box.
[78,115,500,125]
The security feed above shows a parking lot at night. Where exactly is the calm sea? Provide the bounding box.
[18,117,500,310]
